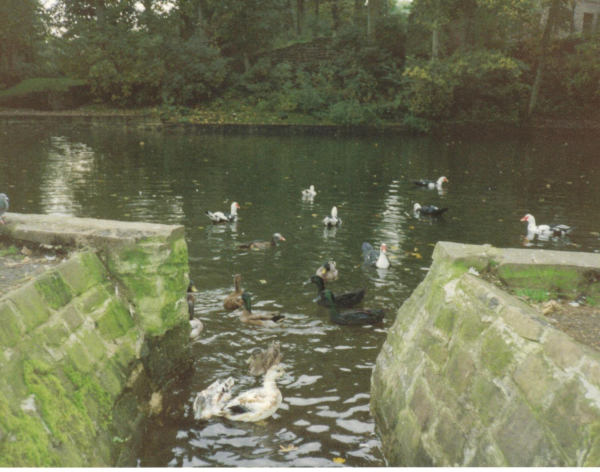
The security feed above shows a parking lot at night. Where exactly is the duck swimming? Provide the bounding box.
[414,203,448,217]
[316,261,338,281]
[206,202,240,224]
[302,185,317,198]
[308,275,366,308]
[240,293,285,328]
[317,290,386,326]
[224,274,244,310]
[520,214,574,237]
[323,206,342,227]
[413,176,448,189]
[238,233,286,250]
[193,377,235,420]
[362,242,390,269]
[247,341,282,376]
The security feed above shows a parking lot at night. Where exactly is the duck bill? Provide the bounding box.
[312,295,322,302]
[191,285,198,293]
[303,278,312,285]
[245,356,253,364]
[520,216,527,222]
[280,236,286,241]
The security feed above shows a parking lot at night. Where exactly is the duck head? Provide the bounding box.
[520,214,533,222]
[331,206,338,218]
[265,364,286,382]
[272,233,286,242]
[380,243,388,253]
[413,203,421,212]
[316,289,336,306]
[246,348,263,364]
[188,280,198,293]
[437,176,449,186]
[230,202,241,214]
[309,275,326,291]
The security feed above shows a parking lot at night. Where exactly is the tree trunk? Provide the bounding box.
[95,0,105,28]
[528,0,561,117]
[297,0,305,36]
[331,0,341,30]
[570,1,577,35]
[367,0,380,40]
[432,23,440,60]
[288,0,299,37]
[315,0,319,21]
[243,52,251,73]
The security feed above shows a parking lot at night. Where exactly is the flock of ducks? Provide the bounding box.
[191,175,578,423]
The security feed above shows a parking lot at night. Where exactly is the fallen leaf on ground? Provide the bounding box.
[333,457,346,464]
[259,280,267,284]
[279,445,298,452]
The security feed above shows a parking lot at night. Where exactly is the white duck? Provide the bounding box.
[520,214,574,237]
[413,176,448,189]
[206,202,240,224]
[220,365,285,422]
[316,261,338,281]
[302,185,317,198]
[193,377,235,420]
[190,318,203,339]
[323,206,342,227]
[362,242,390,269]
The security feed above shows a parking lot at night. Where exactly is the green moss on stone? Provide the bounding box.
[481,331,514,377]
[0,302,24,348]
[0,392,61,467]
[420,333,448,367]
[57,253,106,296]
[470,375,506,426]
[23,359,94,455]
[66,342,94,374]
[41,321,70,347]
[498,265,581,294]
[434,308,456,336]
[8,285,51,332]
[96,301,134,340]
[35,272,73,310]
[63,365,112,429]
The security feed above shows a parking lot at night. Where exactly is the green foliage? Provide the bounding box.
[402,50,528,123]
[0,78,84,98]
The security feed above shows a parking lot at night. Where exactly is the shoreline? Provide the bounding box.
[1,107,598,136]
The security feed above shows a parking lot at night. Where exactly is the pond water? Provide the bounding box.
[1,121,600,467]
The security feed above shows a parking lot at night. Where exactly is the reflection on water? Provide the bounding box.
[2,123,600,467]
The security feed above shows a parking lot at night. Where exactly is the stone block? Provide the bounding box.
[75,284,112,316]
[543,331,584,371]
[41,320,71,347]
[470,374,507,427]
[7,283,51,332]
[66,342,94,374]
[434,409,465,465]
[56,252,107,296]
[511,354,559,408]
[96,301,134,341]
[469,437,507,466]
[388,409,421,466]
[481,330,514,377]
[420,334,448,368]
[545,380,600,464]
[433,307,456,337]
[96,361,124,399]
[34,272,73,310]
[494,401,553,466]
[500,305,546,342]
[61,305,84,332]
[446,346,475,396]
[0,302,24,348]
[409,378,436,431]
[80,329,106,365]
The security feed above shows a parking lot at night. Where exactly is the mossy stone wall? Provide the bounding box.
[371,242,600,466]
[0,214,192,466]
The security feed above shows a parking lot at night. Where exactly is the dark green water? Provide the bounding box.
[1,122,600,467]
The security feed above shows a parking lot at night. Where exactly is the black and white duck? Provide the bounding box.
[520,214,575,237]
[308,275,366,308]
[317,290,386,325]
[206,202,240,224]
[413,176,448,189]
[414,203,449,217]
[362,242,390,269]
[323,206,342,227]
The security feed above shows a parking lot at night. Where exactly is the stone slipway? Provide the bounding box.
[371,241,600,466]
[0,213,192,466]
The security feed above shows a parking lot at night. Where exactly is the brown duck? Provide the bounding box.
[224,274,244,310]
[238,233,286,250]
[247,341,283,376]
[240,293,285,328]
